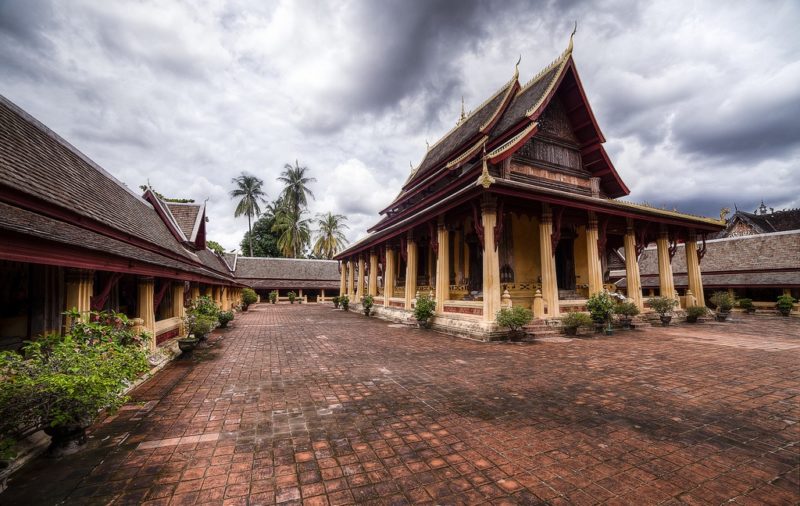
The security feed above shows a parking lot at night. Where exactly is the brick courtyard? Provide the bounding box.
[3,304,799,505]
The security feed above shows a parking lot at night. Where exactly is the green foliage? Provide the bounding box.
[313,212,349,259]
[273,207,311,258]
[230,172,267,256]
[269,290,278,304]
[776,294,796,314]
[561,311,594,329]
[362,294,374,310]
[217,310,234,328]
[685,306,709,319]
[495,306,533,332]
[737,298,754,310]
[138,184,194,203]
[340,295,350,311]
[413,294,436,322]
[613,302,640,318]
[207,240,225,255]
[648,296,679,316]
[288,291,296,303]
[241,211,283,258]
[587,292,616,322]
[189,296,220,318]
[65,310,149,347]
[185,314,216,337]
[241,288,258,307]
[709,291,734,312]
[332,295,340,309]
[0,313,149,437]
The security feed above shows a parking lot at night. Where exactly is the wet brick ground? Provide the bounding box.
[2,305,799,505]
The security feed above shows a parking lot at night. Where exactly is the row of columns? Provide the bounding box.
[338,199,706,322]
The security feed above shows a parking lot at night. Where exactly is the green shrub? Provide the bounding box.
[614,302,640,318]
[190,295,220,318]
[288,291,296,304]
[587,292,615,323]
[776,294,796,315]
[648,296,679,316]
[413,294,436,323]
[0,312,150,438]
[362,294,374,310]
[241,288,258,308]
[685,306,708,320]
[496,306,533,332]
[217,310,234,328]
[332,295,340,309]
[561,311,593,329]
[269,290,278,304]
[709,291,734,312]
[737,298,754,311]
[186,314,216,337]
[340,295,350,311]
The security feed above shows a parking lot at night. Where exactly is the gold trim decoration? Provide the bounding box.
[476,154,495,189]
[445,135,488,170]
[486,122,538,160]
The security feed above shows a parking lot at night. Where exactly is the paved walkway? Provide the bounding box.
[3,305,799,505]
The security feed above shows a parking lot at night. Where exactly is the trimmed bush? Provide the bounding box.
[648,296,679,317]
[413,294,436,324]
[362,294,374,315]
[614,302,640,318]
[776,294,796,316]
[685,306,708,323]
[241,288,258,309]
[710,291,734,313]
[496,306,533,333]
[737,298,754,312]
[562,312,593,333]
[287,291,296,304]
[340,295,350,311]
[269,290,278,304]
[217,310,234,328]
[332,295,340,309]
[587,292,615,323]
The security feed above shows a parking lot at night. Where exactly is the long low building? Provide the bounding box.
[229,255,341,301]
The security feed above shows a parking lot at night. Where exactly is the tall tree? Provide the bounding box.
[313,212,349,259]
[206,240,226,255]
[273,208,311,258]
[278,160,316,218]
[230,173,267,256]
[240,210,283,257]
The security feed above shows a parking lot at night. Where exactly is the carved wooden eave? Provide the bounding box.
[446,136,488,170]
[479,72,520,134]
[486,122,539,164]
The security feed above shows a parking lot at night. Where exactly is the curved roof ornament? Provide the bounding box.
[514,54,521,79]
[459,96,467,123]
[567,21,577,55]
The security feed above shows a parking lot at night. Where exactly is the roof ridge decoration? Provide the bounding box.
[422,65,521,156]
[523,26,576,118]
[445,135,488,170]
[486,121,539,163]
[476,144,496,189]
[518,23,576,99]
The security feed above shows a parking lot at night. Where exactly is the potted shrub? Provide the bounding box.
[738,298,755,314]
[362,294,374,316]
[288,291,296,304]
[0,311,150,457]
[269,290,278,304]
[177,335,199,352]
[185,313,216,341]
[332,295,340,309]
[241,287,258,310]
[561,312,593,336]
[413,293,436,328]
[587,292,616,335]
[709,291,734,321]
[496,306,533,341]
[614,302,640,330]
[217,310,234,328]
[685,305,708,323]
[776,294,796,316]
[648,296,679,326]
[340,295,350,311]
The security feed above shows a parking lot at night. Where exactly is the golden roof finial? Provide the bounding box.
[425,139,430,150]
[567,21,577,55]
[514,54,521,79]
[459,96,467,123]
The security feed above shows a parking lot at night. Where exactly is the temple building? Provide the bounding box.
[231,256,341,302]
[0,96,244,351]
[334,36,725,339]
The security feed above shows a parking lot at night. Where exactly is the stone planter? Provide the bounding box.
[604,328,614,336]
[564,326,578,336]
[178,337,199,352]
[619,318,632,330]
[508,330,525,342]
[715,312,729,322]
[686,315,699,324]
[417,319,431,329]
[778,308,791,317]
[363,308,371,317]
[659,315,672,326]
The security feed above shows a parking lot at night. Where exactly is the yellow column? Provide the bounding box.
[656,228,676,300]
[463,221,470,283]
[404,236,418,310]
[482,198,501,322]
[190,283,200,302]
[339,261,346,296]
[65,269,93,328]
[172,283,186,336]
[346,260,355,300]
[624,220,644,310]
[585,212,603,295]
[538,205,559,317]
[453,229,462,284]
[204,285,212,298]
[384,246,395,307]
[356,256,365,303]
[685,231,705,307]
[435,222,449,314]
[137,276,156,352]
[368,252,378,296]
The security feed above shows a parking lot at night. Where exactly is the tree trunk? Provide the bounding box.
[248,213,253,256]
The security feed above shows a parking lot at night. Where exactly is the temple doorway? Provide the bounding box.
[555,235,576,291]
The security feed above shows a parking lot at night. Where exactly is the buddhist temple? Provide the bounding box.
[334,36,725,339]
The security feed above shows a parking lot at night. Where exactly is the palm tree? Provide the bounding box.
[273,207,311,258]
[313,212,349,259]
[277,160,316,218]
[230,173,267,256]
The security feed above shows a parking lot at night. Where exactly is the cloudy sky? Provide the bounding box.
[1,0,799,251]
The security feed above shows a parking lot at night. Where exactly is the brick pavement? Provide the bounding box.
[2,305,799,505]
